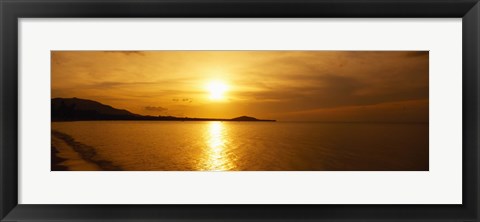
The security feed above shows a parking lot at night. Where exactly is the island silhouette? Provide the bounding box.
[51,98,276,122]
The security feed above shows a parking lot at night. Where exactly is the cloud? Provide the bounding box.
[231,51,428,112]
[276,99,429,122]
[51,51,428,121]
[102,51,145,56]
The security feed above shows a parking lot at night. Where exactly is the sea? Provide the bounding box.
[51,121,429,171]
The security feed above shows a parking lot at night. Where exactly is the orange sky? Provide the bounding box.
[51,51,428,122]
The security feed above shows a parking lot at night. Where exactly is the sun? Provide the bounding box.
[206,80,229,101]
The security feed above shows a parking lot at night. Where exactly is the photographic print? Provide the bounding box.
[51,51,429,171]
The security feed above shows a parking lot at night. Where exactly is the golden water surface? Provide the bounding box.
[52,121,429,171]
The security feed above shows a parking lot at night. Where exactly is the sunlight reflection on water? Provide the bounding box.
[51,121,429,171]
[203,122,234,171]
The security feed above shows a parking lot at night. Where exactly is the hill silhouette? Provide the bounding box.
[51,98,275,122]
[231,116,261,121]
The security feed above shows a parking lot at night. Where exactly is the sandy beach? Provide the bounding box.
[51,145,68,171]
[51,130,119,171]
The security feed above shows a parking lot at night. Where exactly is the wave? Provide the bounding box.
[52,130,123,171]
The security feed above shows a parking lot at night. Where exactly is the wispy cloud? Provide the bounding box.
[51,51,428,121]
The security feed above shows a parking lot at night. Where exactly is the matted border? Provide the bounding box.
[19,19,459,205]
[1,0,479,221]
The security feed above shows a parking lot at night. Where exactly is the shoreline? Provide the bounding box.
[51,145,68,171]
[51,130,122,171]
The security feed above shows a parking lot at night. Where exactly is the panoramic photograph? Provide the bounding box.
[51,51,429,171]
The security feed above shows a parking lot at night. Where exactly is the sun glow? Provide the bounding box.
[206,80,229,101]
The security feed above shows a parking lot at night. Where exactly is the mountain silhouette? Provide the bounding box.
[52,98,140,121]
[52,98,275,122]
[231,116,261,121]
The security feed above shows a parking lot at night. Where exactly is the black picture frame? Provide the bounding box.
[1,0,479,221]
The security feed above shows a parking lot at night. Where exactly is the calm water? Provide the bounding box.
[51,121,428,171]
